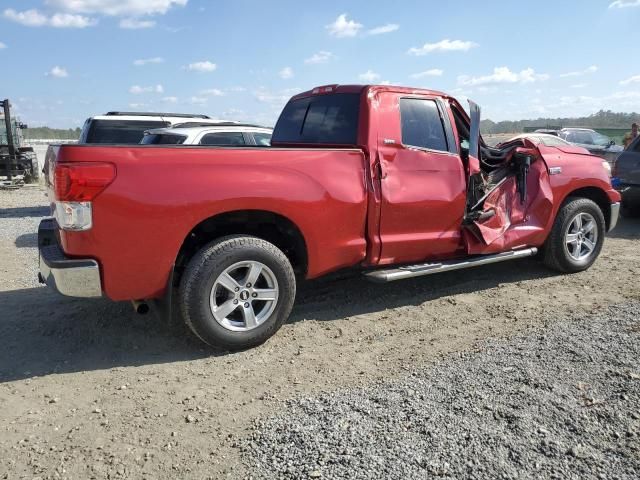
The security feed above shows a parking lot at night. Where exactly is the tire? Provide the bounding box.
[179,236,296,350]
[542,197,605,273]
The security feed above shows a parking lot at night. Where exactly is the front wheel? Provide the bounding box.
[179,236,296,350]
[542,197,605,273]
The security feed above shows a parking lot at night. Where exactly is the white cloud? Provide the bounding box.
[46,66,69,78]
[4,8,48,26]
[0,42,6,49]
[50,12,97,27]
[128,102,147,108]
[359,70,381,82]
[570,83,588,89]
[45,0,188,17]
[129,84,164,94]
[304,51,334,65]
[133,56,164,66]
[200,88,225,96]
[410,69,444,79]
[120,17,155,28]
[620,74,640,85]
[279,66,294,79]
[326,13,362,38]
[408,39,478,55]
[185,61,217,72]
[162,96,178,103]
[254,87,300,106]
[458,67,550,86]
[4,8,96,27]
[609,0,640,8]
[189,96,208,105]
[559,65,598,78]
[228,86,246,92]
[367,23,399,35]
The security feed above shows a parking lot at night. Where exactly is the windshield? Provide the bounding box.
[85,120,169,144]
[591,131,611,146]
[561,130,610,147]
[141,133,187,145]
[272,93,360,145]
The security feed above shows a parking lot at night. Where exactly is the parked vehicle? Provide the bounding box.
[39,84,621,350]
[78,112,228,144]
[612,135,640,216]
[0,98,38,186]
[141,123,272,146]
[557,128,623,164]
[533,129,560,136]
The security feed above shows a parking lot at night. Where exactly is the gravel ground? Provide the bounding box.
[242,303,640,480]
[1,186,639,479]
[0,186,49,290]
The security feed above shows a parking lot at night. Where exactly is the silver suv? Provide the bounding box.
[79,112,227,144]
[141,123,272,146]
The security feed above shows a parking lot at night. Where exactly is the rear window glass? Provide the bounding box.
[86,120,169,144]
[140,133,187,145]
[272,93,360,145]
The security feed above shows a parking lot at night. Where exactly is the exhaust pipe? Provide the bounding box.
[132,300,150,315]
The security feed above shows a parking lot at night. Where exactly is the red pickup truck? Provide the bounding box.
[39,84,620,350]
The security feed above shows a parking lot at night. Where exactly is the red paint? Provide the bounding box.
[47,85,620,302]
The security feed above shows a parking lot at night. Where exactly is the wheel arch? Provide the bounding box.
[174,209,308,282]
[561,186,612,230]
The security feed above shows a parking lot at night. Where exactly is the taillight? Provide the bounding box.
[53,162,115,231]
[54,162,116,202]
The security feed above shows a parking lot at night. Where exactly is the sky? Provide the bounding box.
[0,0,639,128]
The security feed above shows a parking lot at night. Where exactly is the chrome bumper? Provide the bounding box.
[609,202,620,232]
[38,218,102,298]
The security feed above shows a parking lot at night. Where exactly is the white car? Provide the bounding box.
[141,123,273,146]
[79,111,230,144]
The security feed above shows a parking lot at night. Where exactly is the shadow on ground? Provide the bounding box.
[0,206,49,219]
[14,232,37,248]
[608,215,640,240]
[0,258,555,383]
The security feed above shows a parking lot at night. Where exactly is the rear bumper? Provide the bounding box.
[38,218,102,298]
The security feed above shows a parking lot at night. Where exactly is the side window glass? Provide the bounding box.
[253,133,272,146]
[199,132,246,146]
[399,98,448,152]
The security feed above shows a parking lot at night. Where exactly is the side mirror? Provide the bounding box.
[19,123,28,129]
[609,140,615,146]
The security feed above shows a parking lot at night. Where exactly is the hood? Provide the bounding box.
[555,145,592,155]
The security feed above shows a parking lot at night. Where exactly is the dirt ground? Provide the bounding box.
[1,186,639,479]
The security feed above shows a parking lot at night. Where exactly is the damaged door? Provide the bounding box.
[460,101,554,254]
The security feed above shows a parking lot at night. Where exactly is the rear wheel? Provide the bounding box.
[179,236,296,350]
[542,198,605,273]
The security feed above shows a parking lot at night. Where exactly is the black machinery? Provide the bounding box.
[1,98,38,187]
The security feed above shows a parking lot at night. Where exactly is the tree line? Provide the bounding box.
[481,110,640,134]
[18,109,640,139]
[23,127,82,140]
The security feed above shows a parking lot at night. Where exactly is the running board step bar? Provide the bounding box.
[364,248,538,283]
